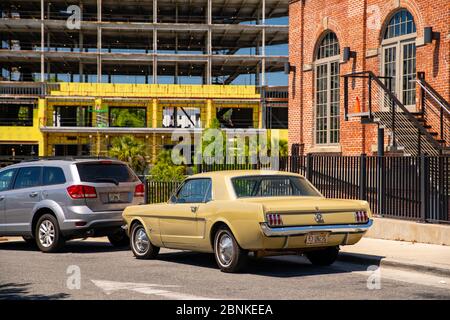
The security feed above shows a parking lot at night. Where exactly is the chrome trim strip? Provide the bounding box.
[260,219,373,237]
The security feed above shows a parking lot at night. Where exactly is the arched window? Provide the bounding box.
[384,10,416,39]
[315,32,340,145]
[382,9,417,107]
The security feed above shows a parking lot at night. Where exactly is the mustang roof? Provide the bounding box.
[190,170,305,179]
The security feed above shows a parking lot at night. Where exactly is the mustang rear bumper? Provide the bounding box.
[260,219,373,237]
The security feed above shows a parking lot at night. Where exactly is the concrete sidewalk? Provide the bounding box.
[339,237,450,277]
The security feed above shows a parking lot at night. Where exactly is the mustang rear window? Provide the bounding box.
[76,162,138,183]
[232,175,321,198]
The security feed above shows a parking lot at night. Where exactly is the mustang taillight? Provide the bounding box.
[354,211,369,223]
[134,183,145,197]
[266,213,283,227]
[67,185,97,199]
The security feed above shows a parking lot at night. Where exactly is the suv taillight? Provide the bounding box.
[266,213,283,227]
[354,211,369,223]
[134,183,145,197]
[67,185,97,199]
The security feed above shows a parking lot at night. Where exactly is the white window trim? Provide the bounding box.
[380,34,417,110]
[313,55,341,147]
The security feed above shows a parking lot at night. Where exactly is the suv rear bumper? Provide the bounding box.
[260,219,373,237]
[61,220,125,238]
[60,206,125,237]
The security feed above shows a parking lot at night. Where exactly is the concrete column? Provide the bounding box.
[97,0,102,83]
[96,132,101,156]
[93,98,104,127]
[260,0,266,128]
[175,5,178,84]
[206,99,213,127]
[38,98,46,156]
[206,0,212,85]
[152,133,157,162]
[261,0,266,87]
[79,9,84,82]
[46,59,51,81]
[40,0,45,81]
[153,0,158,84]
[255,34,260,86]
[152,98,158,128]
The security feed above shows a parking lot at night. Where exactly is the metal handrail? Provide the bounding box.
[416,79,450,116]
[343,71,444,151]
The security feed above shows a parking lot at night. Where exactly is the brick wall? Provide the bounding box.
[288,0,449,155]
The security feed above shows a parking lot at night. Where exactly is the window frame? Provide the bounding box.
[75,162,139,183]
[380,10,417,109]
[108,106,147,128]
[313,32,341,146]
[13,166,43,190]
[171,178,213,204]
[0,168,18,192]
[43,166,67,186]
[0,105,34,127]
[382,9,417,41]
[230,175,322,199]
[53,105,92,127]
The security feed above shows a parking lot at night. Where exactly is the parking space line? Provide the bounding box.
[91,280,216,300]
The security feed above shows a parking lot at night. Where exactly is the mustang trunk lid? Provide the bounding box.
[239,197,368,226]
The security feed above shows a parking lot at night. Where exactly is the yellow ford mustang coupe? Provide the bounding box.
[122,170,373,273]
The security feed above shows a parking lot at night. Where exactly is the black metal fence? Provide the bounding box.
[145,181,182,205]
[145,154,450,224]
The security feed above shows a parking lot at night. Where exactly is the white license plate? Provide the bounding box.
[305,232,329,245]
[108,193,122,203]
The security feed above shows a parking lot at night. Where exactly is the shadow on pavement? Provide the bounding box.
[157,250,376,278]
[0,283,69,300]
[0,239,129,254]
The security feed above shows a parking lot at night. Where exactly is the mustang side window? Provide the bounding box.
[175,179,212,203]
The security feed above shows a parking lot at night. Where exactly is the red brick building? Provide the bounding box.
[288,0,449,156]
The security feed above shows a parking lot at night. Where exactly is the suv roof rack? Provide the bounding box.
[19,156,116,163]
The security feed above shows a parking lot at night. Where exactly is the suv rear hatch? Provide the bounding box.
[75,161,143,212]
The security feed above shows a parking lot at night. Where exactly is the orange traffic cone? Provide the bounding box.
[354,96,361,113]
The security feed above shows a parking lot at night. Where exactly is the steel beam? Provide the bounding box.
[97,0,102,82]
[153,0,158,84]
[40,0,44,81]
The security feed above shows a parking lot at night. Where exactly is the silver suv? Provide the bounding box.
[0,159,145,252]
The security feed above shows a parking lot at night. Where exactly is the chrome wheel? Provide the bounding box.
[38,220,55,248]
[217,233,234,267]
[130,223,160,259]
[133,227,149,254]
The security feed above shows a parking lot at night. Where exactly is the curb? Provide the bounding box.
[338,252,450,278]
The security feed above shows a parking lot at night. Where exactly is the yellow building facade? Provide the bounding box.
[0,83,287,163]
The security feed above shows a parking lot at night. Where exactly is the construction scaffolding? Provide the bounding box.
[0,0,288,85]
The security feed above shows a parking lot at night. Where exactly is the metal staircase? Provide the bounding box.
[343,71,449,156]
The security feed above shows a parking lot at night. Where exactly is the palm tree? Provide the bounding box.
[109,135,148,175]
[150,149,186,182]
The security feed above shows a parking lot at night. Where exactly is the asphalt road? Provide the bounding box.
[1,238,449,300]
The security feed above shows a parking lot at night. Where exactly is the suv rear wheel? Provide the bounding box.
[35,214,65,253]
[108,229,130,247]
